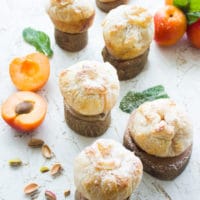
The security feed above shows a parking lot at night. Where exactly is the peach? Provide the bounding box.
[1,91,47,132]
[154,5,187,46]
[187,19,200,48]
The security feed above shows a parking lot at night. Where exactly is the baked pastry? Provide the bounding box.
[124,98,193,180]
[74,139,143,200]
[47,0,95,51]
[96,0,128,13]
[59,60,119,137]
[102,5,153,80]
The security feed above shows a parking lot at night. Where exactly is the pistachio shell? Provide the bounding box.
[40,166,49,173]
[28,138,44,148]
[50,163,62,176]
[9,158,22,166]
[64,189,70,197]
[24,183,39,195]
[45,190,57,200]
[42,144,52,159]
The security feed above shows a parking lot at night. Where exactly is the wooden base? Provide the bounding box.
[96,0,128,12]
[102,47,149,80]
[55,29,88,52]
[123,130,192,180]
[64,105,111,137]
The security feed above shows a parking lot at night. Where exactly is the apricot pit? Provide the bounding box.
[15,101,34,115]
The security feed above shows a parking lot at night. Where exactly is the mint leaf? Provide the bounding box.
[119,85,169,113]
[189,0,200,12]
[173,0,190,11]
[173,0,200,24]
[23,27,53,57]
[187,11,200,24]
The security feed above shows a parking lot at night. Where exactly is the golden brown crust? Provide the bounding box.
[126,99,193,157]
[74,139,143,200]
[102,5,153,60]
[47,0,95,33]
[59,60,120,116]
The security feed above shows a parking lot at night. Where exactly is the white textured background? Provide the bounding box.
[0,0,200,199]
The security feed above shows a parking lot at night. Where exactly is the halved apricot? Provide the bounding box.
[1,91,47,132]
[9,52,50,91]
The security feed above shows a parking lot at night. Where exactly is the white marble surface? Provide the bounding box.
[0,0,200,199]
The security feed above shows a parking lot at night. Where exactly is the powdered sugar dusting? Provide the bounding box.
[74,139,142,200]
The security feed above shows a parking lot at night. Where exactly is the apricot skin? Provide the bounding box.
[154,5,187,46]
[165,0,173,5]
[187,19,200,49]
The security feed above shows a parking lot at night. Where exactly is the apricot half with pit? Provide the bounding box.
[1,91,47,132]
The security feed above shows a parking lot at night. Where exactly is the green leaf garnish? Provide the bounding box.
[173,0,190,11]
[188,0,200,12]
[119,85,169,113]
[187,11,200,24]
[23,27,53,57]
[173,0,200,24]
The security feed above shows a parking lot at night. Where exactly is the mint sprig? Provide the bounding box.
[173,0,200,24]
[187,12,200,24]
[23,27,53,57]
[119,85,169,114]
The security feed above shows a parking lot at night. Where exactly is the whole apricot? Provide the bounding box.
[187,19,200,48]
[165,0,173,5]
[154,5,187,46]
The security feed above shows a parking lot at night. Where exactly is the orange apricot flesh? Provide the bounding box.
[1,91,47,132]
[9,52,50,91]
